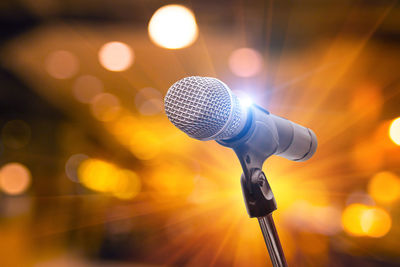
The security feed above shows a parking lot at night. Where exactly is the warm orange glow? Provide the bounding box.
[148,5,198,49]
[342,204,392,238]
[78,159,118,193]
[148,161,195,200]
[228,48,263,77]
[73,75,103,103]
[98,42,133,72]
[349,83,383,119]
[351,140,384,172]
[361,207,392,238]
[270,177,296,210]
[368,171,400,204]
[45,50,79,79]
[90,93,121,122]
[135,87,163,116]
[112,169,141,200]
[341,203,369,236]
[286,201,342,235]
[0,162,31,195]
[187,176,219,204]
[78,158,141,199]
[389,117,400,145]
[5,4,400,266]
[129,130,161,160]
[299,233,328,255]
[108,115,139,146]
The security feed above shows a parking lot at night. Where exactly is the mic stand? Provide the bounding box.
[217,105,288,266]
[240,169,288,267]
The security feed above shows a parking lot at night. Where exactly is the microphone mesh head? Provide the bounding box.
[164,76,243,140]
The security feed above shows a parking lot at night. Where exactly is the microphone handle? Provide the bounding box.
[270,114,317,162]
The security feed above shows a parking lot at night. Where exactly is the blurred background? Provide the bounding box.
[0,0,400,266]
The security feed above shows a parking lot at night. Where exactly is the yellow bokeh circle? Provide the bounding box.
[389,117,400,145]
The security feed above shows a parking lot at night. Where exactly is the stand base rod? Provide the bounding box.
[258,214,288,267]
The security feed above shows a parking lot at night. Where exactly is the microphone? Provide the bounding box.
[164,76,317,162]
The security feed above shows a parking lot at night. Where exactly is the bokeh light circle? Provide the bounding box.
[98,42,134,72]
[228,48,263,77]
[90,93,121,122]
[73,75,103,103]
[148,5,198,49]
[368,171,400,204]
[79,159,117,192]
[78,158,141,200]
[0,162,31,195]
[341,203,369,236]
[65,154,89,183]
[389,117,400,145]
[129,130,161,160]
[112,169,141,200]
[45,50,79,79]
[135,87,163,115]
[361,207,392,238]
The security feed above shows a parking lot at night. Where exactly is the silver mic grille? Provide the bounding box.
[164,76,246,140]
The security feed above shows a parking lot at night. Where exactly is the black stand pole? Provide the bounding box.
[240,169,288,267]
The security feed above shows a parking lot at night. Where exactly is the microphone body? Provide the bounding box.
[164,76,317,162]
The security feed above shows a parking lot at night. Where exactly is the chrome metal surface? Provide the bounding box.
[258,214,288,267]
[164,76,244,140]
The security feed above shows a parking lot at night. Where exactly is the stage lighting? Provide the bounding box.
[341,203,369,236]
[98,41,133,72]
[368,171,400,204]
[148,5,198,49]
[228,48,263,77]
[78,158,141,200]
[45,50,79,79]
[0,163,31,195]
[234,91,253,108]
[361,207,392,238]
[389,117,400,145]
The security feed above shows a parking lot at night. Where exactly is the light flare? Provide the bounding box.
[342,204,392,237]
[98,41,133,72]
[45,50,79,79]
[0,162,31,195]
[360,207,392,238]
[78,158,141,200]
[368,171,400,204]
[148,5,198,49]
[228,48,263,77]
[389,117,400,145]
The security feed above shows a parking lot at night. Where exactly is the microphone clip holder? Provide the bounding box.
[218,105,279,217]
[218,106,288,267]
[240,168,276,218]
